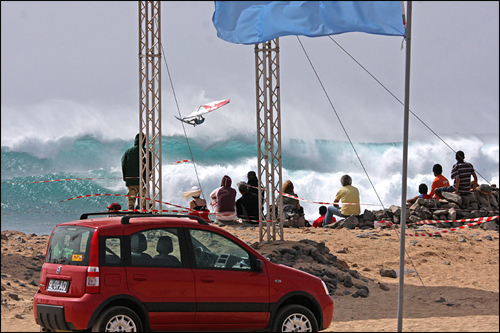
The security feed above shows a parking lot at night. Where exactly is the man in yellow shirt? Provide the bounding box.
[322,174,360,226]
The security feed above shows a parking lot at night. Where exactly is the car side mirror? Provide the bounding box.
[255,259,264,273]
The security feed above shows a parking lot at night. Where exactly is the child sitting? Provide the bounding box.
[407,183,432,206]
[312,206,336,228]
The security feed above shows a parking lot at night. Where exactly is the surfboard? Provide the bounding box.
[174,115,196,126]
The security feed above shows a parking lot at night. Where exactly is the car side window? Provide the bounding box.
[104,237,122,265]
[130,229,182,267]
[189,229,251,270]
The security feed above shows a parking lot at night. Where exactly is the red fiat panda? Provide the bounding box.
[34,213,333,332]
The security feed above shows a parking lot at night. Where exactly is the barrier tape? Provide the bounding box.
[408,215,499,226]
[405,215,498,237]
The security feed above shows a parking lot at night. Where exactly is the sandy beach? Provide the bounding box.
[1,224,498,332]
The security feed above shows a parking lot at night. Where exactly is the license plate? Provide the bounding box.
[47,279,70,293]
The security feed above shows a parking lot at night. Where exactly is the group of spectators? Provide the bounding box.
[119,134,478,227]
[406,150,477,207]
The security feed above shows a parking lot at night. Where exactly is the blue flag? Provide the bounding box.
[213,1,405,45]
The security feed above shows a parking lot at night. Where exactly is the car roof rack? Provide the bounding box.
[80,211,148,220]
[79,212,210,226]
[120,214,210,225]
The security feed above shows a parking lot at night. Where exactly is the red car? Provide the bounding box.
[34,213,333,332]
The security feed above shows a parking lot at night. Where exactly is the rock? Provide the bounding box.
[390,205,401,216]
[479,184,492,194]
[380,268,397,278]
[363,209,374,221]
[482,221,499,231]
[441,192,462,205]
[339,215,359,229]
[343,275,353,288]
[378,282,390,291]
[354,288,369,298]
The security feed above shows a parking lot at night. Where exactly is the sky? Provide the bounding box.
[1,1,499,146]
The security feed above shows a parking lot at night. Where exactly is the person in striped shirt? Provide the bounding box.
[435,151,477,197]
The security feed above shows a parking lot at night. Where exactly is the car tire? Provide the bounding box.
[91,306,143,332]
[272,304,318,332]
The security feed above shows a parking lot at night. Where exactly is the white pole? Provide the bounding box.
[397,1,412,331]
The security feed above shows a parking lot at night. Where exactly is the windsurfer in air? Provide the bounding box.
[174,99,229,126]
[191,115,205,126]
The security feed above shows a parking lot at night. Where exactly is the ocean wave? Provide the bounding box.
[1,134,498,235]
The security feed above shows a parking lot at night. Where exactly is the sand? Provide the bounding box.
[1,224,498,332]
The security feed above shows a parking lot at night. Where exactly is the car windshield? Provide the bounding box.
[45,226,94,266]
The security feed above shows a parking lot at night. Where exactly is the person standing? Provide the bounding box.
[121,133,151,211]
[435,150,477,197]
[210,175,237,222]
[429,164,450,199]
[323,174,360,226]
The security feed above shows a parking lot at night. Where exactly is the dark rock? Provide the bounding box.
[343,275,353,288]
[355,288,369,298]
[380,268,397,278]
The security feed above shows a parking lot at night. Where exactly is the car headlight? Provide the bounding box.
[321,280,329,295]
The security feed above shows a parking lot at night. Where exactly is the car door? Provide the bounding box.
[188,228,270,327]
[125,227,196,328]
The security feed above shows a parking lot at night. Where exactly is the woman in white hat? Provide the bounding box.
[182,186,210,222]
[181,186,206,210]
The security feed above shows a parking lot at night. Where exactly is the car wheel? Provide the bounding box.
[272,304,318,332]
[92,306,143,332]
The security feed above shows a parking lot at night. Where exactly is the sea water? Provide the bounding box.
[1,134,498,236]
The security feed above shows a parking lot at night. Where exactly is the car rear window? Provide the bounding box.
[45,226,94,266]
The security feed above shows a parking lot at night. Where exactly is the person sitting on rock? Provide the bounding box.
[429,164,450,199]
[407,183,432,206]
[313,205,336,228]
[323,174,360,225]
[435,150,477,197]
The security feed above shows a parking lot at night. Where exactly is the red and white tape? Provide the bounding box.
[405,215,498,237]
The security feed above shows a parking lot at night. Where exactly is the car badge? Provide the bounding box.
[56,266,61,274]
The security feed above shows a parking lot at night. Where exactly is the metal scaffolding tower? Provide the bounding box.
[255,39,284,242]
[138,1,162,212]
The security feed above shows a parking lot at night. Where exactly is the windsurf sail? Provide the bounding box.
[183,99,230,120]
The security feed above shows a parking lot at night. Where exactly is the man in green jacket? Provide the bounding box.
[121,133,152,210]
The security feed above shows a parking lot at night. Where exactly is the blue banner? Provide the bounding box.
[213,1,405,45]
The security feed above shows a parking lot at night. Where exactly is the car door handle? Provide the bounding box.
[133,274,147,281]
[200,276,214,283]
